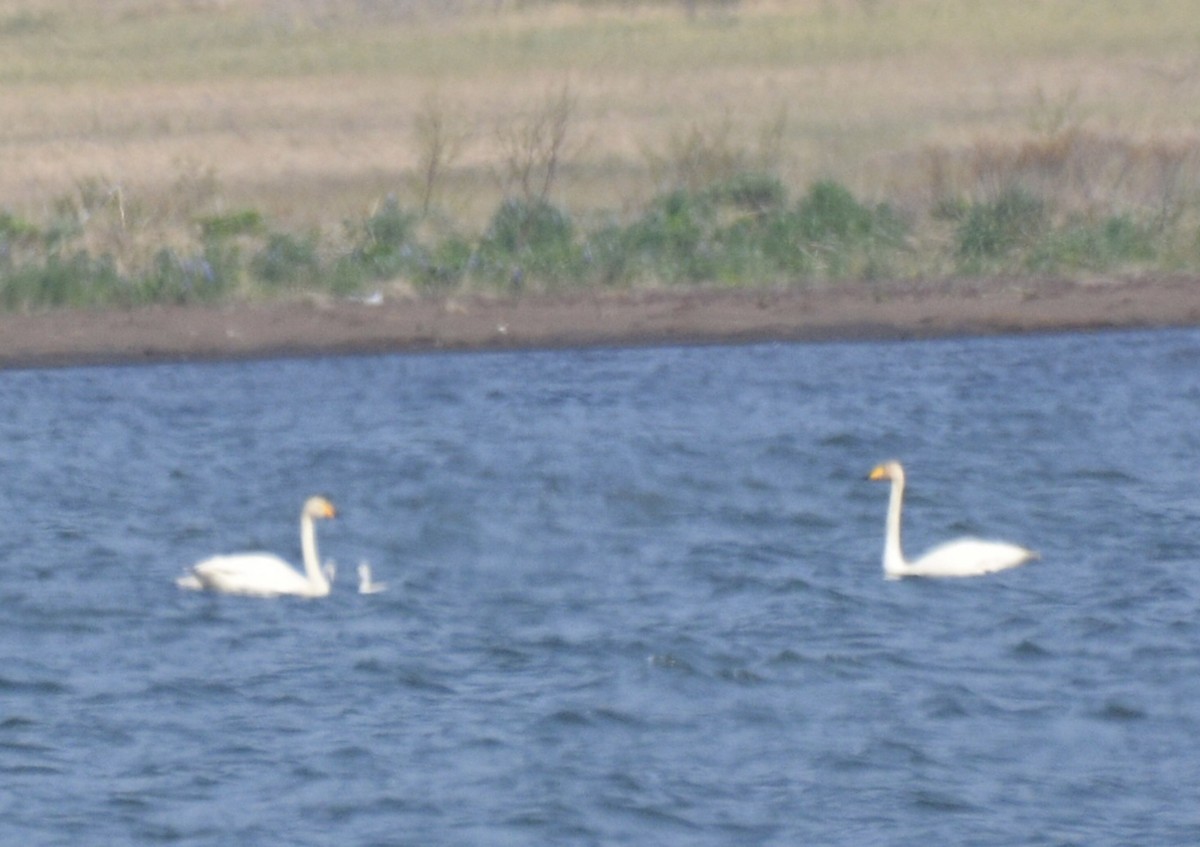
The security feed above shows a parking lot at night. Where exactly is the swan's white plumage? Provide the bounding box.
[177,496,337,597]
[868,461,1036,579]
[357,561,387,595]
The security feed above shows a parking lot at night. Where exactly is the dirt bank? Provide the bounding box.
[1,277,1198,369]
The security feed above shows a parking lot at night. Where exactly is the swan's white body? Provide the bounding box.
[868,461,1036,579]
[177,496,337,597]
[357,561,387,595]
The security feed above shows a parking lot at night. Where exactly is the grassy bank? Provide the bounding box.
[1,0,1198,308]
[1,154,1194,310]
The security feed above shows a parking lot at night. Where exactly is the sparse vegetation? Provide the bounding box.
[2,0,1200,310]
[3,148,1195,310]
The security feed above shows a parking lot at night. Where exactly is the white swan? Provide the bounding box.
[357,561,387,595]
[176,496,338,597]
[867,461,1037,579]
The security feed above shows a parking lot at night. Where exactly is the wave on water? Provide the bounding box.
[3,330,1200,845]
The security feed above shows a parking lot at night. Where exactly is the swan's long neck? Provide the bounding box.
[883,473,908,576]
[300,513,330,595]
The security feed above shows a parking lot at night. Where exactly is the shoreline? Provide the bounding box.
[1,277,1198,369]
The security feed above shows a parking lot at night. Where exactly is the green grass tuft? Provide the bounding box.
[0,166,1196,311]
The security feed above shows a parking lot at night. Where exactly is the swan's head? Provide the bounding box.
[867,460,905,483]
[303,496,338,520]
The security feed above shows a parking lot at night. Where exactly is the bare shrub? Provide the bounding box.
[647,108,790,196]
[411,89,470,216]
[495,83,576,207]
[921,130,1200,222]
[655,117,742,194]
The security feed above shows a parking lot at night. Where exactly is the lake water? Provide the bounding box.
[2,328,1200,845]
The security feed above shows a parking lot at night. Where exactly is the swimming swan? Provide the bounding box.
[176,496,338,597]
[867,461,1037,579]
[357,561,387,595]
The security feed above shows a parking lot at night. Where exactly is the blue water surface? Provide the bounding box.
[2,329,1199,845]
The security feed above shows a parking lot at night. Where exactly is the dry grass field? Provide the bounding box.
[2,0,1200,352]
[3,0,1198,227]
[0,0,1199,312]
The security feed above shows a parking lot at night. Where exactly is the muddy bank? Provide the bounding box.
[1,277,1198,369]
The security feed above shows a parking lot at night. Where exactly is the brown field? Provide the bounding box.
[3,0,1200,232]
[3,0,1200,363]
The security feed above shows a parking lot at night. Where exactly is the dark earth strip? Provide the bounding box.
[1,277,1198,369]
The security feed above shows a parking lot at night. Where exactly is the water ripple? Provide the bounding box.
[3,330,1200,845]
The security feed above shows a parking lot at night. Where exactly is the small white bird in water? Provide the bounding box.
[867,460,1037,579]
[357,561,387,594]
